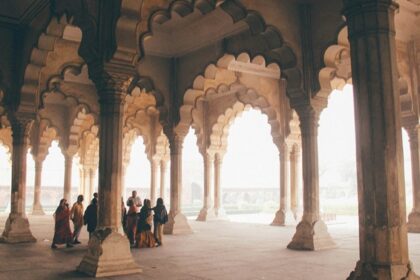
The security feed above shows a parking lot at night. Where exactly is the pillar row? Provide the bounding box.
[78,79,141,277]
[287,107,335,250]
[344,0,417,278]
[1,118,36,243]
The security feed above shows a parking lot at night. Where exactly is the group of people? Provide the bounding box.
[50,190,168,250]
[123,191,168,248]
[51,193,98,249]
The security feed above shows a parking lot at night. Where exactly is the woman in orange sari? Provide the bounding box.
[126,199,138,246]
[51,199,73,249]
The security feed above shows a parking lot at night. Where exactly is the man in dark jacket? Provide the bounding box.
[83,198,98,239]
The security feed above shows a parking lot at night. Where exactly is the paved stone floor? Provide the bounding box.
[0,214,420,280]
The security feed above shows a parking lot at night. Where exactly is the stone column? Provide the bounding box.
[344,1,417,278]
[163,135,192,234]
[197,153,214,221]
[63,154,73,202]
[150,160,158,206]
[32,159,45,215]
[88,168,96,201]
[1,118,36,243]
[160,160,166,200]
[121,163,127,200]
[213,153,227,219]
[290,145,300,220]
[405,125,420,232]
[79,167,85,198]
[272,143,295,226]
[78,80,140,277]
[287,107,335,250]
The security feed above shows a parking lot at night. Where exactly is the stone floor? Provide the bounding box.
[0,214,420,280]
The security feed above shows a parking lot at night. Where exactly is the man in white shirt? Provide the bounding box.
[126,190,142,211]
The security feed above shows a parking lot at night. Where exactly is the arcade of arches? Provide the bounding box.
[1,0,420,279]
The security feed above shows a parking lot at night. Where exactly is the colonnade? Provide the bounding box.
[2,1,420,279]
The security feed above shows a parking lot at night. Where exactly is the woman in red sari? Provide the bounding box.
[51,199,73,249]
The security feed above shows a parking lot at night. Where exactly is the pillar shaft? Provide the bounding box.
[78,80,141,277]
[79,167,85,198]
[290,146,300,218]
[214,154,222,211]
[272,143,295,226]
[197,153,214,221]
[89,168,96,200]
[63,155,73,202]
[1,118,36,243]
[287,108,335,250]
[163,135,192,234]
[32,159,45,215]
[344,1,416,278]
[150,160,158,206]
[160,160,166,200]
[407,125,420,233]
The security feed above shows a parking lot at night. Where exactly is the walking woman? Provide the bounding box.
[51,199,73,249]
[136,199,156,248]
[152,198,168,246]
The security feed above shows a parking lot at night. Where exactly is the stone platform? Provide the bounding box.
[0,214,420,279]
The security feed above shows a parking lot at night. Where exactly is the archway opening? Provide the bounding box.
[182,128,204,215]
[222,108,279,223]
[318,84,357,225]
[124,136,151,201]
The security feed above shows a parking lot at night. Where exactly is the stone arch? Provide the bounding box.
[33,121,60,162]
[67,109,97,156]
[208,86,283,156]
[177,52,288,155]
[115,0,304,123]
[19,17,84,114]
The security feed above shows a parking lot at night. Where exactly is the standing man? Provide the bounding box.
[71,194,84,244]
[126,190,142,212]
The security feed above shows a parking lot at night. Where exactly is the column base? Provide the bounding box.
[271,209,296,226]
[78,228,141,277]
[196,207,229,222]
[32,204,45,216]
[287,219,336,251]
[407,210,420,233]
[0,214,36,243]
[163,211,193,234]
[347,260,419,280]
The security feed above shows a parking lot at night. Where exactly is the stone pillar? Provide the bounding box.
[78,81,141,277]
[79,167,85,198]
[287,107,335,250]
[88,168,96,201]
[290,145,300,220]
[32,159,45,215]
[405,125,420,232]
[197,153,214,221]
[121,163,127,200]
[1,118,36,243]
[163,135,192,234]
[63,154,73,202]
[160,160,166,200]
[150,160,158,206]
[213,153,227,219]
[344,1,417,278]
[272,143,295,226]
